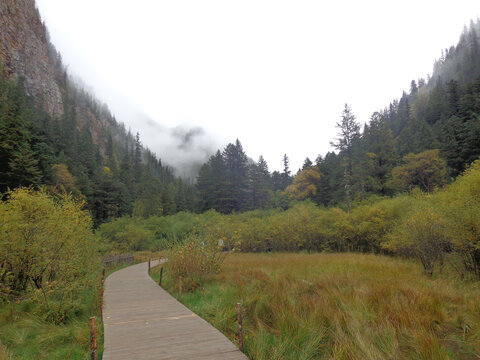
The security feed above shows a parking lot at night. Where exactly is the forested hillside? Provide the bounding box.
[1,0,480,223]
[196,19,480,213]
[0,0,196,226]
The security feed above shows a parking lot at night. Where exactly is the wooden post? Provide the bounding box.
[148,258,151,275]
[179,276,183,303]
[158,267,164,287]
[237,302,244,353]
[100,267,105,318]
[90,316,97,360]
[10,298,15,324]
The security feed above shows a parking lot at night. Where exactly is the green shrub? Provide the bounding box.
[167,236,226,290]
[437,159,480,277]
[0,188,100,323]
[96,216,156,251]
[384,206,449,276]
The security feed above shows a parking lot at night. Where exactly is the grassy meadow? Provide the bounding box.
[0,247,160,359]
[0,272,103,359]
[152,252,480,359]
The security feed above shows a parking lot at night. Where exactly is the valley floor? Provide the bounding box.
[152,252,480,360]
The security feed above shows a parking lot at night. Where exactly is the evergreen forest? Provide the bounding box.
[196,20,480,213]
[2,20,480,224]
[0,61,195,227]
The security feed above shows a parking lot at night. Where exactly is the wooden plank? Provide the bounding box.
[102,261,248,359]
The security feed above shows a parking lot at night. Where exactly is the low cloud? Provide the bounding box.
[95,90,220,180]
[140,117,219,180]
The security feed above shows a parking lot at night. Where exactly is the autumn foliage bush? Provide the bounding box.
[104,159,480,279]
[384,206,450,276]
[437,160,480,277]
[0,188,100,323]
[167,236,226,290]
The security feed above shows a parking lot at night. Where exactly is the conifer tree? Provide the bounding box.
[330,104,360,210]
[362,111,398,195]
[302,157,313,169]
[134,132,143,182]
[223,139,249,212]
[271,170,283,191]
[196,162,214,211]
[281,154,293,190]
[248,155,273,209]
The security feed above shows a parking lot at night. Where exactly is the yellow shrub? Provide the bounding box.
[167,237,226,290]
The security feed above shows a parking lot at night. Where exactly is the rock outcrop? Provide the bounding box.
[0,0,63,118]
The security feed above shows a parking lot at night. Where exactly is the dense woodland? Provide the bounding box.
[0,61,195,227]
[197,20,480,213]
[2,20,480,224]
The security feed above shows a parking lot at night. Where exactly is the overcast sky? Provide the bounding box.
[36,1,479,173]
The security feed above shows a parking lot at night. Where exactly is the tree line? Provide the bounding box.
[196,140,293,213]
[97,158,480,279]
[195,19,480,213]
[0,62,196,226]
[2,20,480,224]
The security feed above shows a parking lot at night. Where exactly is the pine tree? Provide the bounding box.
[7,145,42,187]
[106,133,116,172]
[281,154,292,190]
[302,157,313,169]
[210,150,229,212]
[315,152,342,206]
[248,155,273,209]
[330,104,360,172]
[223,139,249,212]
[0,72,47,191]
[410,80,418,96]
[362,111,398,195]
[196,162,214,211]
[134,132,143,182]
[271,171,283,192]
[330,104,360,210]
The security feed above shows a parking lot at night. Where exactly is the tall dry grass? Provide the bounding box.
[0,343,11,360]
[156,253,480,359]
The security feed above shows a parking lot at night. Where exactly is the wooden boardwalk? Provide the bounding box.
[102,261,248,359]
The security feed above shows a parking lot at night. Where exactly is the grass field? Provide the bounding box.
[0,251,162,359]
[151,252,480,359]
[0,278,102,359]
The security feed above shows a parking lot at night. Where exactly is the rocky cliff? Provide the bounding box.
[0,0,126,156]
[0,0,63,118]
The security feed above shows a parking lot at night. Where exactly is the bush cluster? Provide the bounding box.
[0,188,100,323]
[101,160,480,278]
[166,237,226,290]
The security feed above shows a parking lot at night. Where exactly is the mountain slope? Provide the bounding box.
[0,0,196,225]
[194,19,480,213]
[0,0,63,117]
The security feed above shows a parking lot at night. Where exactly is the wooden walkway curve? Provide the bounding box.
[102,261,248,359]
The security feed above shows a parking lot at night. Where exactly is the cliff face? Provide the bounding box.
[0,0,63,117]
[0,0,119,155]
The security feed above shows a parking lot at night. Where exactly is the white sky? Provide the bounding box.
[36,0,479,173]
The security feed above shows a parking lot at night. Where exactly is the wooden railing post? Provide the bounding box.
[10,297,15,324]
[237,302,244,353]
[159,267,163,287]
[148,258,151,275]
[100,267,105,318]
[90,316,97,360]
[179,276,183,303]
